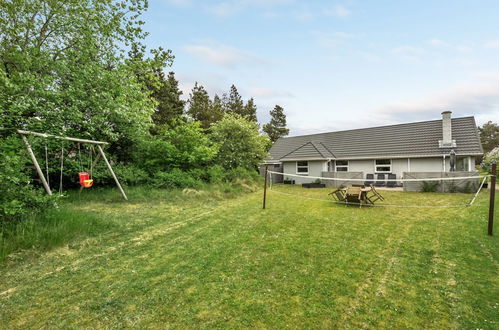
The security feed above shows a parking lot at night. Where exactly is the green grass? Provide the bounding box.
[0,184,498,328]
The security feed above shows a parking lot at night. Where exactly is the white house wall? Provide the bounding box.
[282,161,327,184]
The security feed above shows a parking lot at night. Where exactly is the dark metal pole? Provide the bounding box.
[488,161,496,236]
[263,165,268,209]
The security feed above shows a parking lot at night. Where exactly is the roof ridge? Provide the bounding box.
[281,116,476,139]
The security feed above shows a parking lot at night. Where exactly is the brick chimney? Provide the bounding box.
[439,111,456,148]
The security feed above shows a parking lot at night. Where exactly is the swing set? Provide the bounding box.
[18,129,128,201]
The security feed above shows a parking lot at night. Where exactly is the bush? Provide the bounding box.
[206,165,225,184]
[421,181,440,192]
[481,147,498,173]
[224,167,260,184]
[0,136,55,224]
[110,164,150,186]
[152,169,202,189]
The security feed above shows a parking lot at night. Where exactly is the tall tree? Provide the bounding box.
[210,94,225,124]
[479,121,499,154]
[243,98,258,122]
[210,113,269,170]
[263,105,290,143]
[150,72,186,129]
[187,82,212,129]
[225,84,244,115]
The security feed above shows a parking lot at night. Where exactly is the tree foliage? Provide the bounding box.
[479,121,499,155]
[225,84,244,115]
[210,113,269,170]
[263,105,289,143]
[243,98,258,122]
[187,82,213,130]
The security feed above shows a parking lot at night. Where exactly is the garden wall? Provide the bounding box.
[402,171,480,193]
[321,171,364,188]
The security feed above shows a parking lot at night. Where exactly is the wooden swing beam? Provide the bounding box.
[17,130,128,201]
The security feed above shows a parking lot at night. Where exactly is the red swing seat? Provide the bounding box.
[78,172,94,188]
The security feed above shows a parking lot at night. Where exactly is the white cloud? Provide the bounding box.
[323,5,351,17]
[456,44,473,52]
[183,42,269,68]
[484,40,499,49]
[249,87,294,99]
[164,0,192,6]
[391,45,425,55]
[375,73,499,123]
[205,0,294,17]
[428,38,449,47]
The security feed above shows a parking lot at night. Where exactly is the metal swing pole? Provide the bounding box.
[21,135,52,195]
[96,144,128,201]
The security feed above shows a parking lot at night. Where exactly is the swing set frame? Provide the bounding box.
[17,129,128,201]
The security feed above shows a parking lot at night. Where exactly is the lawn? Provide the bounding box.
[0,185,498,328]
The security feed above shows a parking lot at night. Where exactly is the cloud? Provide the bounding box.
[248,87,294,99]
[183,42,269,68]
[323,5,351,18]
[484,40,499,49]
[164,0,192,6]
[205,0,294,17]
[428,38,449,47]
[310,30,355,48]
[375,73,499,123]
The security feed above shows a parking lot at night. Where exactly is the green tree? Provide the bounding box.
[0,0,171,220]
[135,121,218,173]
[187,82,212,129]
[225,84,244,115]
[0,0,172,161]
[243,98,258,122]
[151,72,186,129]
[479,121,499,154]
[263,105,290,143]
[210,113,269,170]
[210,94,225,125]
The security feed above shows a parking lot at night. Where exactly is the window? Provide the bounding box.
[296,161,309,174]
[375,159,391,173]
[336,160,348,172]
[456,157,469,171]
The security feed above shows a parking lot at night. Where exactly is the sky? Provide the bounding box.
[142,0,499,136]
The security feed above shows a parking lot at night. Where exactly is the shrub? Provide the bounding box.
[421,181,439,192]
[225,167,260,184]
[152,169,202,189]
[206,165,225,184]
[110,164,150,186]
[0,136,55,224]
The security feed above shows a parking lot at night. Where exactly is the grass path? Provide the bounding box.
[0,186,498,328]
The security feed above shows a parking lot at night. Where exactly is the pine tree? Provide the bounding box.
[151,71,186,129]
[187,82,212,129]
[210,94,225,124]
[263,105,289,143]
[243,97,258,122]
[226,84,244,115]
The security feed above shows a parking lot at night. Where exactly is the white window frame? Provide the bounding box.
[335,160,349,172]
[296,161,309,175]
[374,159,392,173]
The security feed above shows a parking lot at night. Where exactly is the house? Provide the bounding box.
[264,112,483,186]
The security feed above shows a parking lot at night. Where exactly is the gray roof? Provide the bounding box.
[267,116,483,161]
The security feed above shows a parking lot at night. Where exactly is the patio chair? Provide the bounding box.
[364,173,374,186]
[328,187,346,202]
[374,174,386,187]
[386,173,397,188]
[365,185,385,204]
